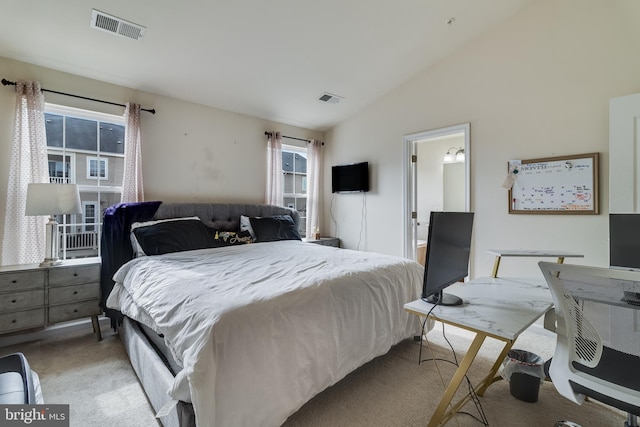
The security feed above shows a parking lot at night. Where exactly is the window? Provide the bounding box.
[45,104,125,259]
[82,202,98,232]
[282,145,307,237]
[48,153,72,183]
[87,157,108,180]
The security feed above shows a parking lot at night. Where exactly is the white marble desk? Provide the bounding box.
[487,249,584,277]
[404,277,553,427]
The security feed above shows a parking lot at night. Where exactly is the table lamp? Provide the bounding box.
[25,183,82,267]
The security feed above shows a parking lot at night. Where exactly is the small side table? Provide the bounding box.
[304,237,340,248]
[487,249,584,278]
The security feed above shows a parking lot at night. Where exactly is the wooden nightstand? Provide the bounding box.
[305,237,340,248]
[0,258,102,340]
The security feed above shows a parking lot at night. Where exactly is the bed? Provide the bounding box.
[100,201,425,427]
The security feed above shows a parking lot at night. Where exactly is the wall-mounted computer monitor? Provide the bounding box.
[422,211,474,306]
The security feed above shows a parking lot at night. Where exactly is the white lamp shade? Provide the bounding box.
[25,183,82,216]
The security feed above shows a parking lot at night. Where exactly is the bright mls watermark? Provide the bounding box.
[0,405,69,427]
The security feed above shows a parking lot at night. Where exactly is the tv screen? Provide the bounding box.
[422,211,474,306]
[610,214,640,271]
[332,162,369,193]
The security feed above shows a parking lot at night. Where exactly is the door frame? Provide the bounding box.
[609,92,640,354]
[402,123,470,260]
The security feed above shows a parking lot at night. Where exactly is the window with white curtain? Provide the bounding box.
[44,104,125,259]
[282,144,307,237]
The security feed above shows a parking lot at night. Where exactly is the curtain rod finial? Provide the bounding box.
[1,78,15,86]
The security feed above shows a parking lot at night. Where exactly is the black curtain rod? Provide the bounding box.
[264,131,324,145]
[1,78,156,114]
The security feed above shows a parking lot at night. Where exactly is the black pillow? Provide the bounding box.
[249,215,301,242]
[211,230,254,247]
[132,219,215,255]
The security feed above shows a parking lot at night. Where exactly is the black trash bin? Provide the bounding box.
[501,349,545,402]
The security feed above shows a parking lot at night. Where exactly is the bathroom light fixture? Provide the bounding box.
[444,147,465,163]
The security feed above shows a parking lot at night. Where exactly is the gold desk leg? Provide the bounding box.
[557,256,565,264]
[490,256,501,278]
[428,333,487,427]
[475,339,514,396]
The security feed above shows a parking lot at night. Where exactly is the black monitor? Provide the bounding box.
[422,211,474,306]
[609,213,640,271]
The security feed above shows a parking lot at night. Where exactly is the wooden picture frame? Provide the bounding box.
[508,152,599,214]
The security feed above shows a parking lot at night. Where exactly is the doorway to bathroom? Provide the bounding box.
[402,123,470,263]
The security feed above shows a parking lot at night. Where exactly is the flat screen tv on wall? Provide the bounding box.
[332,162,369,193]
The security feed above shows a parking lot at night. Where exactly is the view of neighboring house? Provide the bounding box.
[282,146,307,236]
[45,106,125,259]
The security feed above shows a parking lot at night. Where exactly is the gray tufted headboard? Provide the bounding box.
[152,203,300,231]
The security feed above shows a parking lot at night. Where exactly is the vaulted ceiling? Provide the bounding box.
[0,0,535,131]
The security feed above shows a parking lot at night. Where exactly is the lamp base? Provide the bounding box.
[39,258,62,267]
[43,217,61,268]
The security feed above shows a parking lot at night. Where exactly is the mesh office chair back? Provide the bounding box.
[539,261,640,426]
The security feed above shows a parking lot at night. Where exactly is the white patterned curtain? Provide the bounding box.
[121,103,144,203]
[1,81,49,266]
[265,131,283,205]
[306,139,322,237]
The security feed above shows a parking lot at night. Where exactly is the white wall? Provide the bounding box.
[0,57,323,261]
[443,162,465,212]
[324,0,640,278]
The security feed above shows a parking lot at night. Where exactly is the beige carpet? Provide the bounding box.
[0,323,626,427]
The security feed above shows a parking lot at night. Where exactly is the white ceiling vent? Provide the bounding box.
[90,10,146,41]
[318,93,343,104]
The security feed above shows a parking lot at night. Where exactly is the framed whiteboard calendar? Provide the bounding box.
[508,153,599,214]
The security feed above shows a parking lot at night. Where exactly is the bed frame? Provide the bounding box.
[101,202,299,427]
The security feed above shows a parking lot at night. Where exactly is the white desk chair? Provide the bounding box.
[539,261,640,427]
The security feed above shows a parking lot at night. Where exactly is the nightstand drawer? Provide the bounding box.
[49,283,100,305]
[49,264,100,287]
[0,290,44,312]
[0,308,45,333]
[48,300,101,324]
[0,271,45,292]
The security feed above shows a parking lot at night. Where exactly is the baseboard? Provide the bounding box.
[0,316,111,348]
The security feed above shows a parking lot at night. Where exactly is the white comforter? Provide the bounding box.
[107,240,423,427]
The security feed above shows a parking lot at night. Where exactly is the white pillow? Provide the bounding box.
[130,216,201,257]
[240,215,257,241]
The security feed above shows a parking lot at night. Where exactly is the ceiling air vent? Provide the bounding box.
[90,9,146,41]
[318,93,343,104]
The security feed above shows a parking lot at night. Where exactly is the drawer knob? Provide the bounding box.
[11,319,16,323]
[73,291,78,295]
[73,273,78,277]
[11,299,16,303]
[73,309,78,313]
[11,280,17,283]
